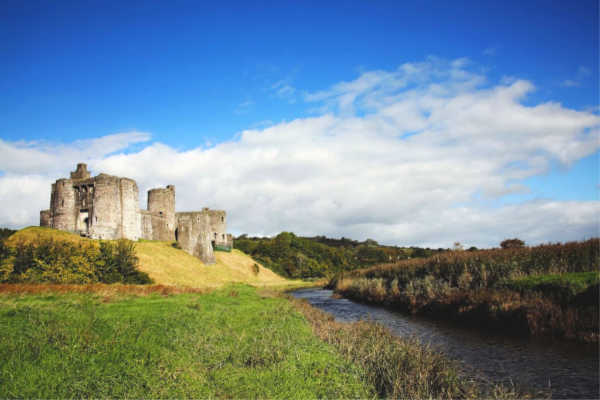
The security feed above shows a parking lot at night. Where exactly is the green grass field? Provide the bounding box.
[0,284,372,398]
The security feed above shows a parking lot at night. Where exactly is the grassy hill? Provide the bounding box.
[6,227,298,289]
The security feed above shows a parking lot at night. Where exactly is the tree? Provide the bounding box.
[453,242,464,251]
[500,238,525,249]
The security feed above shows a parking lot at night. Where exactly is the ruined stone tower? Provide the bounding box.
[40,163,233,264]
[141,185,176,241]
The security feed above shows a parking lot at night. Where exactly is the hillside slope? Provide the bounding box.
[7,227,295,288]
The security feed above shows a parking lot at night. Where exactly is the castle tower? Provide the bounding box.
[50,179,76,232]
[147,185,175,241]
[87,174,141,240]
[70,163,91,180]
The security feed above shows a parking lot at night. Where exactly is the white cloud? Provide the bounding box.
[234,99,254,115]
[270,80,297,103]
[0,59,598,247]
[561,65,593,88]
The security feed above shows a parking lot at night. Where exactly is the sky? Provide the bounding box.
[0,0,598,248]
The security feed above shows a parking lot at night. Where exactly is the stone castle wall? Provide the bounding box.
[41,164,230,264]
[51,179,76,232]
[40,209,52,227]
[120,178,141,240]
[147,186,175,241]
[175,212,215,264]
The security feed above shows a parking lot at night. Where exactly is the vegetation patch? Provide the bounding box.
[1,231,151,284]
[0,285,373,399]
[3,227,302,290]
[235,231,448,279]
[498,271,599,305]
[331,239,599,342]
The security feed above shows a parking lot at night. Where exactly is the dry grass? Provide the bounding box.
[8,227,304,290]
[6,226,96,246]
[0,282,207,297]
[135,240,300,288]
[335,277,599,343]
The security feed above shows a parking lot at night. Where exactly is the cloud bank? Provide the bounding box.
[1,58,598,248]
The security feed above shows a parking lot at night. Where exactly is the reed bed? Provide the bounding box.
[331,239,599,342]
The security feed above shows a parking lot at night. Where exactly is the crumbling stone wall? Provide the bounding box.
[119,178,141,240]
[51,179,76,232]
[40,210,52,227]
[70,163,91,180]
[140,210,153,239]
[207,209,228,246]
[146,186,175,241]
[175,212,215,264]
[41,163,231,265]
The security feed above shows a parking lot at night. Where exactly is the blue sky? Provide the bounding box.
[0,0,598,247]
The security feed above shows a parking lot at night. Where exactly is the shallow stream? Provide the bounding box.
[291,288,599,399]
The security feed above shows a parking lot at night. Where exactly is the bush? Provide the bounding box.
[0,237,152,285]
[500,238,525,249]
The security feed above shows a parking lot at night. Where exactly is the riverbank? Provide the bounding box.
[293,288,599,399]
[287,292,525,399]
[329,239,599,343]
[0,283,521,398]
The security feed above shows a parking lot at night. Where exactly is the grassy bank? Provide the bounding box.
[331,239,599,342]
[4,227,305,289]
[0,284,372,398]
[287,294,526,399]
[0,283,522,399]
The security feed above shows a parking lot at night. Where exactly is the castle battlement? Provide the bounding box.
[40,163,231,264]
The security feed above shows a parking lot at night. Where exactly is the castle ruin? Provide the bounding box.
[39,163,233,264]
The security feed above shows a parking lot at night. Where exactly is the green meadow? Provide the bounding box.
[0,285,372,399]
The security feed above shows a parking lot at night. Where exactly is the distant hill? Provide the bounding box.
[4,227,293,288]
[234,232,449,279]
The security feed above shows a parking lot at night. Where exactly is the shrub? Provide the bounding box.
[0,237,152,285]
[500,238,525,249]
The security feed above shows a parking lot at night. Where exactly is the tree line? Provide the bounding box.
[234,232,449,279]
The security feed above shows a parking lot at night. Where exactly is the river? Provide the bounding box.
[291,288,599,399]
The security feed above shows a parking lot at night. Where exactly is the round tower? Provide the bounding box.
[147,185,176,236]
[51,179,76,232]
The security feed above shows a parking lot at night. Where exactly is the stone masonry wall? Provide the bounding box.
[147,186,175,240]
[40,210,52,227]
[88,174,122,240]
[51,179,76,232]
[206,209,228,246]
[42,164,230,264]
[175,212,215,264]
[119,178,141,240]
[140,210,153,239]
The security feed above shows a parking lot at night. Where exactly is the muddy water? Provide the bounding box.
[292,288,599,399]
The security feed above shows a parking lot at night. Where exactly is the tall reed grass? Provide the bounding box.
[331,239,599,342]
[289,295,526,399]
